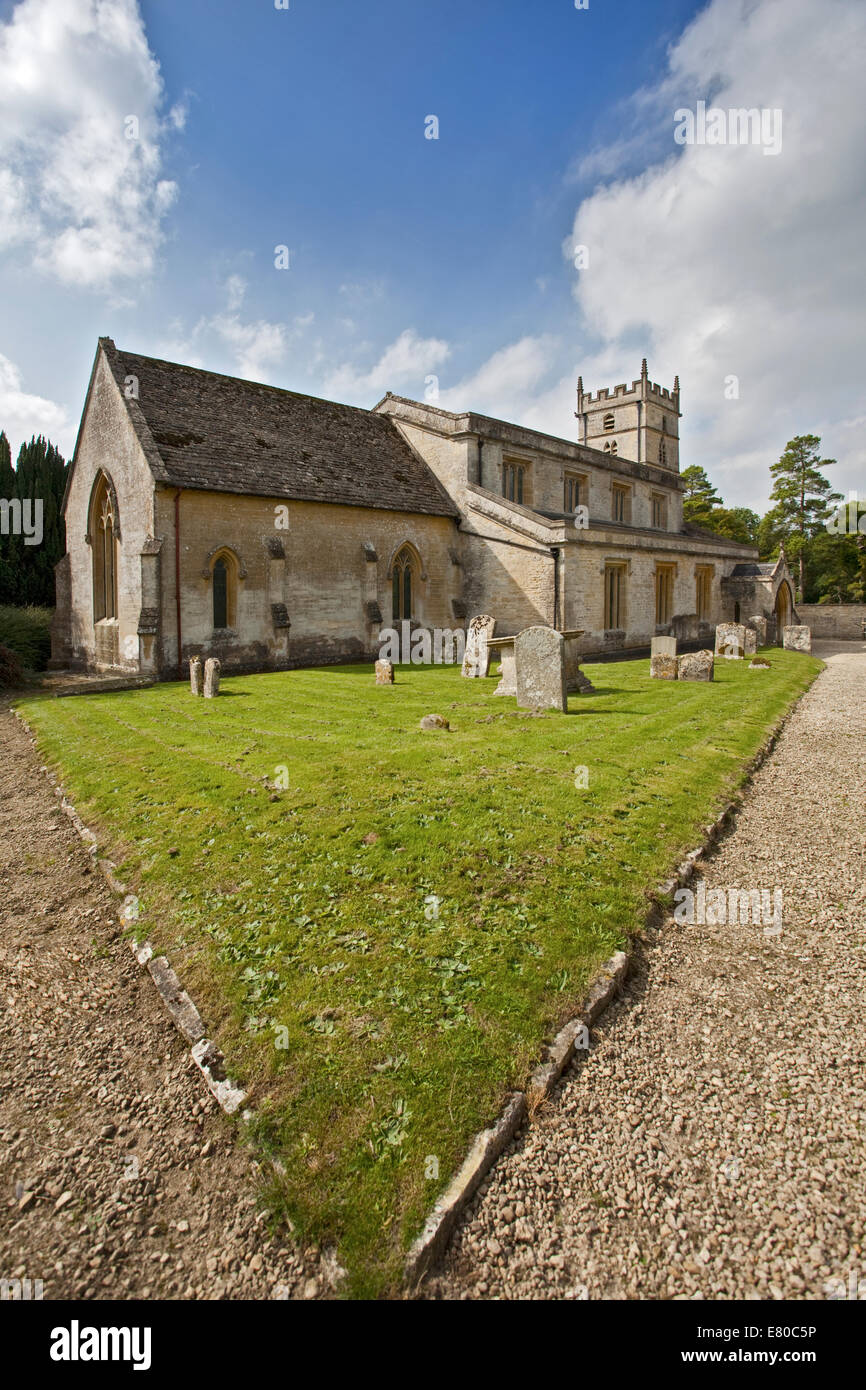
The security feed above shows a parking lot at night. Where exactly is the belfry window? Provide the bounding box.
[603,412,615,432]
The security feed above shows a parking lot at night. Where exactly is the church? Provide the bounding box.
[50,338,797,677]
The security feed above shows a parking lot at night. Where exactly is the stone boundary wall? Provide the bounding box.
[795,604,866,640]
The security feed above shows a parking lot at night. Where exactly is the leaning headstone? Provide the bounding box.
[203,657,221,698]
[783,625,812,654]
[461,614,496,678]
[374,659,394,685]
[189,657,203,696]
[715,622,746,659]
[678,649,714,682]
[515,626,567,711]
[748,616,768,647]
[744,628,757,656]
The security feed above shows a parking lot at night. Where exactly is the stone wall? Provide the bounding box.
[795,603,866,640]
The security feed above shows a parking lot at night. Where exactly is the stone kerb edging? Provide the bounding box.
[403,695,809,1290]
[11,707,247,1118]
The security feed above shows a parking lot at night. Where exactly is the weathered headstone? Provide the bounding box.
[678,649,714,682]
[203,657,221,698]
[744,627,757,656]
[461,614,496,678]
[651,653,678,680]
[671,613,700,642]
[488,636,516,696]
[374,659,394,685]
[189,657,203,696]
[715,622,747,659]
[783,625,812,654]
[748,616,768,647]
[651,636,677,657]
[419,713,449,731]
[515,626,567,711]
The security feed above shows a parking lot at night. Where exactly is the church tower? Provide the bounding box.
[575,360,681,471]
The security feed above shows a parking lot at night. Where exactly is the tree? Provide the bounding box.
[681,465,723,528]
[762,435,842,601]
[711,506,760,545]
[0,433,68,607]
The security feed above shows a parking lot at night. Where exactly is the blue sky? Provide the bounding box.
[0,0,863,510]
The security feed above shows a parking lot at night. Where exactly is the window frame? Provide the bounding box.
[655,563,676,626]
[604,562,627,630]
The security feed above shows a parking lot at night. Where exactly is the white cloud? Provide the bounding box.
[0,0,179,289]
[323,329,451,402]
[438,336,557,418]
[560,0,866,509]
[0,353,73,455]
[154,279,316,385]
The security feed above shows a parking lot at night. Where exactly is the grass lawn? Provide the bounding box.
[16,648,821,1294]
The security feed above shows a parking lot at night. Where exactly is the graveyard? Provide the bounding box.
[15,646,820,1294]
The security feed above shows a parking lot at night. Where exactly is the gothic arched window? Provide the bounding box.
[391,545,416,622]
[91,474,118,621]
[208,549,239,630]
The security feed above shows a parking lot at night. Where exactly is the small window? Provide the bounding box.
[612,483,629,523]
[651,493,667,529]
[603,412,615,432]
[655,565,675,626]
[659,439,667,465]
[210,549,238,630]
[564,473,585,513]
[502,461,526,504]
[603,440,618,456]
[604,564,626,630]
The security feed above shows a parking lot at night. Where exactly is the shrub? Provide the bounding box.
[0,605,53,670]
[0,642,23,689]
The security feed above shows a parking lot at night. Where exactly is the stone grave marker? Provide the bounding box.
[374,659,394,684]
[678,649,714,682]
[783,625,812,654]
[203,657,221,698]
[650,635,678,679]
[461,614,496,678]
[189,657,203,696]
[515,626,567,711]
[715,622,747,659]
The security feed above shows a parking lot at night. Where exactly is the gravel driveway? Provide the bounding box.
[0,705,325,1300]
[424,644,866,1300]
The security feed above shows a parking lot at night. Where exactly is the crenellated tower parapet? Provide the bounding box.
[575,360,681,470]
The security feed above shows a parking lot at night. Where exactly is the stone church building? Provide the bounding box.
[51,338,797,677]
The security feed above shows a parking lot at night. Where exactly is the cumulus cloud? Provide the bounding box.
[438,336,558,418]
[154,278,316,385]
[0,353,74,455]
[323,329,451,402]
[561,0,866,507]
[0,0,179,289]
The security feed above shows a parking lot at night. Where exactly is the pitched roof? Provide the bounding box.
[99,339,458,518]
[730,561,776,576]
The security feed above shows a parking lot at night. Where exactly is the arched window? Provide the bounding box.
[91,474,118,621]
[659,439,667,464]
[603,412,615,432]
[391,545,416,622]
[207,549,239,630]
[603,440,618,456]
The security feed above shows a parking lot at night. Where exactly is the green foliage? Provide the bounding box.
[17,654,820,1293]
[0,604,53,670]
[0,642,23,688]
[761,435,842,599]
[0,433,68,607]
[681,465,722,528]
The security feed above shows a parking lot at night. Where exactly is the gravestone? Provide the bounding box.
[748,615,768,647]
[678,649,714,682]
[715,622,747,659]
[203,657,221,698]
[650,635,678,680]
[515,626,567,711]
[671,614,700,642]
[744,628,757,656]
[783,625,812,654]
[461,615,496,677]
[488,636,516,696]
[189,657,203,697]
[374,659,394,685]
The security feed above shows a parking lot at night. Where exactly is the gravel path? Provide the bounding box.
[425,645,866,1300]
[0,705,326,1300]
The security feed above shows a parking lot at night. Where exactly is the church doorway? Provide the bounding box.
[774,580,793,637]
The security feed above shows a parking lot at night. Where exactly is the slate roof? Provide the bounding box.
[99,339,458,518]
[730,561,776,576]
